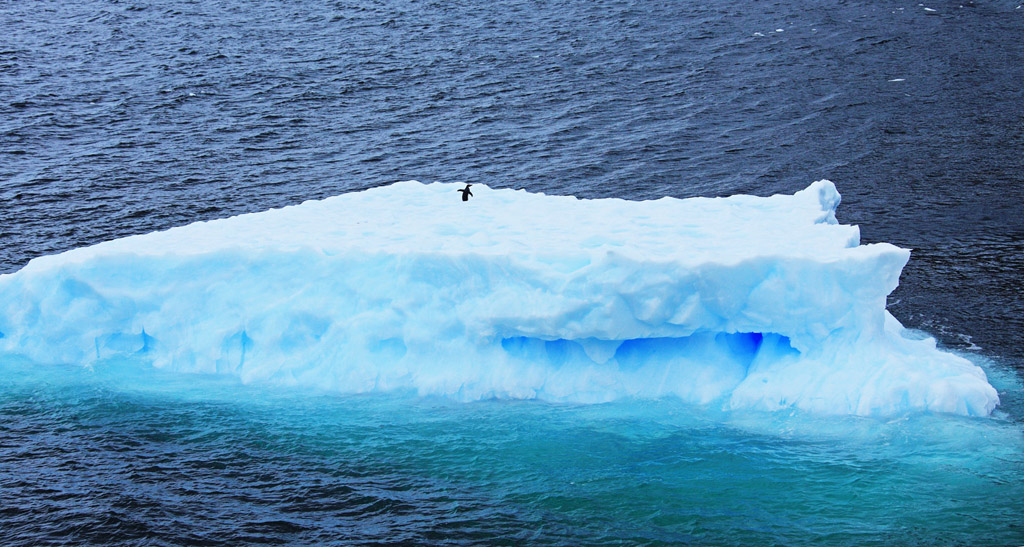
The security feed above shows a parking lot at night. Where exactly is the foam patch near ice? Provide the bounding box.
[0,181,999,416]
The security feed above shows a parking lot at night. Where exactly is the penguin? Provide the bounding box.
[458,184,473,202]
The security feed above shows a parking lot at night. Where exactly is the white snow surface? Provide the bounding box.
[0,181,999,416]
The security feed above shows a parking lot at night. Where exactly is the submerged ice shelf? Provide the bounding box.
[0,181,999,416]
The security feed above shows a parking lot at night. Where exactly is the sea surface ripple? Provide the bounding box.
[2,0,1023,359]
[2,0,1024,545]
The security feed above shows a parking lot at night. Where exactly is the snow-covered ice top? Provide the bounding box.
[0,181,998,416]
[24,180,856,266]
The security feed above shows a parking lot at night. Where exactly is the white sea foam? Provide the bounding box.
[0,181,999,416]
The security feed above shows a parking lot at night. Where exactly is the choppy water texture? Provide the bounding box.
[2,0,1024,545]
[2,357,1023,545]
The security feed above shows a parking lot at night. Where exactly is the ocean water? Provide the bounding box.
[2,0,1023,545]
[3,354,1022,545]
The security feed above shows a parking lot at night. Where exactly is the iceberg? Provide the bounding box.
[0,181,999,416]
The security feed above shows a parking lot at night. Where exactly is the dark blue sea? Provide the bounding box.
[2,0,1023,544]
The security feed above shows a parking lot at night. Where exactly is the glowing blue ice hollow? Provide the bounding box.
[0,181,999,416]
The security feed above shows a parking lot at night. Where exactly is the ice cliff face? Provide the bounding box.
[0,181,998,416]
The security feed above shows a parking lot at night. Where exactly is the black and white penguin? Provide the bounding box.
[457,184,473,201]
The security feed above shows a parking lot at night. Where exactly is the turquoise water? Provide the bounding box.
[4,0,1024,543]
[3,352,1021,545]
